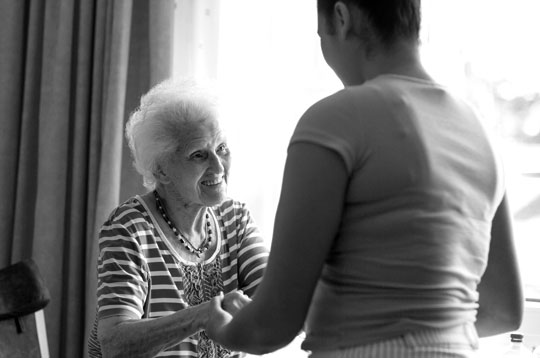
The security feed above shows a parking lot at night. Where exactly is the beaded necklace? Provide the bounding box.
[153,190,213,258]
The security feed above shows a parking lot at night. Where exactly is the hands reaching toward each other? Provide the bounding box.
[222,289,251,315]
[205,291,247,347]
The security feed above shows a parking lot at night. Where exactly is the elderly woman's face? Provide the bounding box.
[163,116,230,207]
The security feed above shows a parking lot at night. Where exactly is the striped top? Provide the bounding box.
[88,196,268,357]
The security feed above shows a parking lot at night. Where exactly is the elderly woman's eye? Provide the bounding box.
[190,151,205,159]
[217,144,229,154]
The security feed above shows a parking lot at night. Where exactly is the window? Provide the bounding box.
[421,0,540,301]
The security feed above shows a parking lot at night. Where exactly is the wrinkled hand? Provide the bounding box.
[222,290,251,316]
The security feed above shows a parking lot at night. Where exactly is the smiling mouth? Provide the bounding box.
[201,177,224,186]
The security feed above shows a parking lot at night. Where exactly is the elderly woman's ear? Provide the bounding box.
[154,165,171,185]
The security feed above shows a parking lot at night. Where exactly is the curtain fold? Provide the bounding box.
[0,0,175,356]
[83,1,134,355]
[0,0,33,266]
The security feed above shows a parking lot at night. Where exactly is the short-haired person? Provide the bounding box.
[87,79,268,358]
[205,1,524,357]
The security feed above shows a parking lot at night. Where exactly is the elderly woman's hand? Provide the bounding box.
[222,290,251,316]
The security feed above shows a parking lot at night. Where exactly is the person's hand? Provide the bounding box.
[222,290,251,316]
[205,292,234,346]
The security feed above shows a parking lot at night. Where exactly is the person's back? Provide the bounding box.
[297,73,504,350]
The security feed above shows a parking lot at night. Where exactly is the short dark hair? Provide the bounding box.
[317,0,421,45]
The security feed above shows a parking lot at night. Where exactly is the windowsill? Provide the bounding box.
[478,301,540,355]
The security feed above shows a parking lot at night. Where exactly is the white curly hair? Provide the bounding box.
[125,78,219,190]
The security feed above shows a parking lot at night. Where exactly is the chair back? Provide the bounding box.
[0,259,50,357]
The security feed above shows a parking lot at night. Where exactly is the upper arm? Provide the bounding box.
[227,141,349,348]
[235,205,269,296]
[97,214,149,320]
[476,194,524,335]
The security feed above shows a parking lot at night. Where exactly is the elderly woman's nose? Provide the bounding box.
[208,152,225,172]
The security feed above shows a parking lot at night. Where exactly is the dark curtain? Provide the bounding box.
[0,0,174,356]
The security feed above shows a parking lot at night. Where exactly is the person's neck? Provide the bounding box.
[153,188,206,238]
[347,41,431,86]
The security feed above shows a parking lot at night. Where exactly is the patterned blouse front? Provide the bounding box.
[88,196,269,357]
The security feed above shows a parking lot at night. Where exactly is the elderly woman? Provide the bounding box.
[87,79,268,358]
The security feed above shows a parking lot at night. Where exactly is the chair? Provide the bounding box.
[0,259,50,357]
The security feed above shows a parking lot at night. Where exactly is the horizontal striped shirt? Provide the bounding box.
[88,196,268,357]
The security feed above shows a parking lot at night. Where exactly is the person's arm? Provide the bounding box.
[206,142,349,354]
[99,290,249,358]
[475,194,524,337]
[98,303,206,358]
